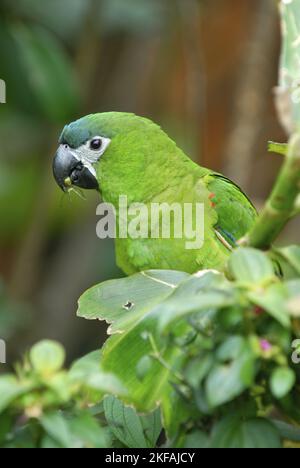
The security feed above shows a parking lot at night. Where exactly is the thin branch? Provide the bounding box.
[240,133,300,249]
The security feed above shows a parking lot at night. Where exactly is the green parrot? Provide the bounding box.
[53,112,257,275]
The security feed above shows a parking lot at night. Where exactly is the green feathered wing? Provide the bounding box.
[114,169,257,275]
[207,173,257,247]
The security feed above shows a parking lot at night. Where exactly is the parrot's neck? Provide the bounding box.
[97,137,207,207]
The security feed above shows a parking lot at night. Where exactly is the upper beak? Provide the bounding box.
[53,145,78,192]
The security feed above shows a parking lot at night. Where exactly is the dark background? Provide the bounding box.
[0,0,297,366]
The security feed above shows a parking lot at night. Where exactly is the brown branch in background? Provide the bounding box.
[176,0,206,159]
[74,0,103,111]
[101,37,158,112]
[223,0,278,190]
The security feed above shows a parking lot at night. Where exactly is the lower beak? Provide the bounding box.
[53,145,78,191]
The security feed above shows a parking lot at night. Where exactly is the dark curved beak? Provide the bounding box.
[53,145,98,191]
[53,145,78,191]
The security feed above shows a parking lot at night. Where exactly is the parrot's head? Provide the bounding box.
[53,114,113,192]
[53,112,167,193]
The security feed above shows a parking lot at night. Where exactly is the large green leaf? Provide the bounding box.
[41,412,76,448]
[92,272,248,432]
[101,323,184,414]
[104,396,161,448]
[0,376,29,414]
[228,248,275,285]
[274,246,300,277]
[78,270,189,334]
[273,420,300,443]
[69,351,127,396]
[211,416,281,448]
[78,270,189,417]
[181,430,209,449]
[66,411,109,448]
[248,283,291,328]
[183,354,214,390]
[30,340,65,376]
[41,411,108,448]
[157,271,236,332]
[205,338,256,408]
[286,279,300,317]
[161,385,197,441]
[270,367,296,399]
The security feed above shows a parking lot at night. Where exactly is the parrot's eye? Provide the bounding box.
[90,138,102,150]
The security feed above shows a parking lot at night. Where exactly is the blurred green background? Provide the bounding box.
[0,0,298,366]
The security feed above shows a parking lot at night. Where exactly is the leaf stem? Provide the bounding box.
[240,133,300,249]
[148,334,185,384]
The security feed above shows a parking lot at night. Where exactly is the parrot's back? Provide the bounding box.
[114,165,257,275]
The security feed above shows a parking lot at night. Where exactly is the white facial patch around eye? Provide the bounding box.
[69,136,111,177]
[81,136,111,164]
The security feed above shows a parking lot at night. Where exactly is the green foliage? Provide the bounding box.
[10,23,79,122]
[75,247,300,447]
[0,281,30,340]
[103,396,161,448]
[210,415,281,449]
[0,19,79,122]
[0,341,160,448]
[3,246,300,448]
